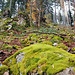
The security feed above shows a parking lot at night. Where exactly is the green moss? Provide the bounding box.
[38,58,47,65]
[57,43,68,50]
[51,36,63,43]
[41,41,52,45]
[0,65,8,75]
[10,64,19,75]
[47,63,68,75]
[72,47,75,51]
[3,44,75,75]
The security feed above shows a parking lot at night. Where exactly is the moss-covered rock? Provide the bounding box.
[3,44,75,75]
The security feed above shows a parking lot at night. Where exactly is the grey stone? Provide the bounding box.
[16,53,25,63]
[56,67,75,75]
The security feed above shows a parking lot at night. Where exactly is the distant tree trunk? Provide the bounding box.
[60,0,66,25]
[24,0,26,11]
[38,7,41,27]
[30,0,32,26]
[65,0,69,26]
[57,0,60,24]
[53,0,57,23]
[2,0,4,18]
[59,0,62,25]
[36,0,42,27]
[74,0,75,28]
[68,0,72,26]
[9,0,12,17]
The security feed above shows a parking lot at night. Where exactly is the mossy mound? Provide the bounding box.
[3,44,75,75]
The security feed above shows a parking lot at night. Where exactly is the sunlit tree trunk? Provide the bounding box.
[60,0,66,25]
[68,0,71,26]
[9,0,12,17]
[30,0,32,26]
[2,0,4,18]
[74,0,75,28]
[64,0,69,26]
[53,0,57,23]
[38,6,41,27]
[36,0,43,27]
[57,0,60,24]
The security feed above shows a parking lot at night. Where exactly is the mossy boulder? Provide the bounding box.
[3,44,75,75]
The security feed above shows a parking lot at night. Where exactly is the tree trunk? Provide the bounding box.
[53,0,57,23]
[57,0,60,24]
[65,0,69,26]
[74,0,75,28]
[68,0,72,26]
[38,7,41,27]
[2,0,4,18]
[9,0,12,17]
[24,0,26,11]
[60,0,66,25]
[30,0,32,26]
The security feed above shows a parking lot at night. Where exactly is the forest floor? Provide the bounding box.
[0,23,75,62]
[1,25,75,75]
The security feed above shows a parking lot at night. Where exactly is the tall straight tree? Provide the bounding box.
[53,0,57,23]
[37,0,42,27]
[36,0,46,27]
[30,0,32,26]
[2,0,4,18]
[56,0,61,24]
[9,0,12,17]
[74,0,75,28]
[68,0,72,26]
[60,0,65,25]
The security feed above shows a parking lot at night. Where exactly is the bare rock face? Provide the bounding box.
[56,67,75,75]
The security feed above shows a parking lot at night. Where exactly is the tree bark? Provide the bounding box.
[2,0,4,18]
[9,0,12,17]
[74,0,75,28]
[53,0,57,23]
[38,6,41,27]
[30,0,32,26]
[60,0,66,25]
